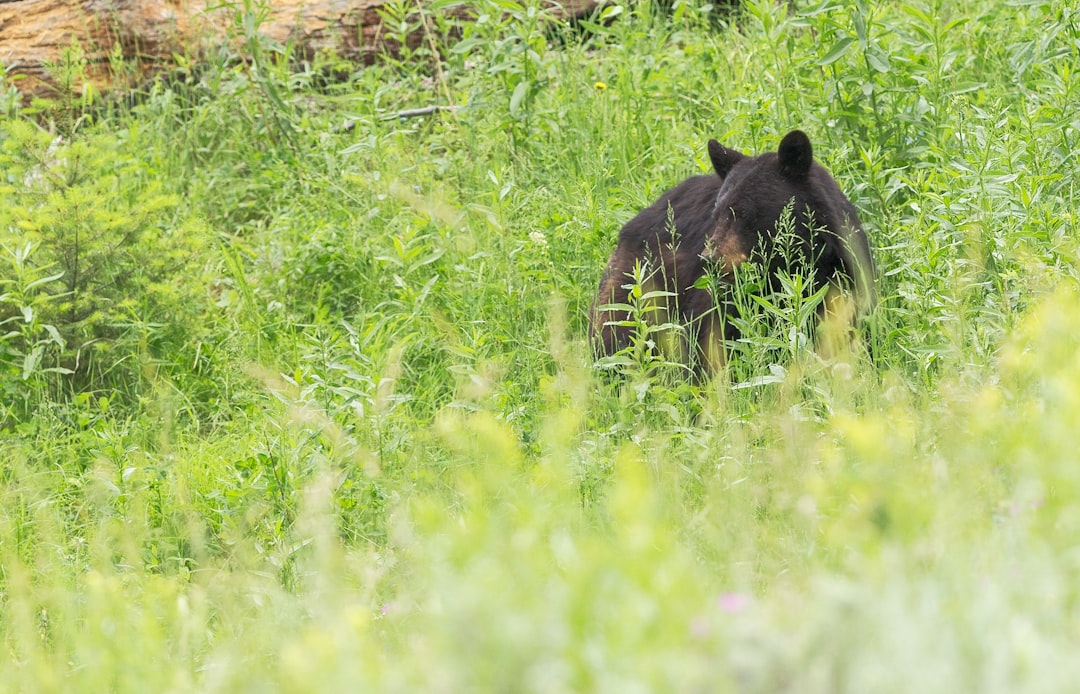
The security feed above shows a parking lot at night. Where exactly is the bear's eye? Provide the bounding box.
[712,198,737,222]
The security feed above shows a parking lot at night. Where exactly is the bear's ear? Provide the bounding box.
[778,130,813,179]
[708,139,743,178]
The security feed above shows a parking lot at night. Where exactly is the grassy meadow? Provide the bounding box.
[2,0,1080,689]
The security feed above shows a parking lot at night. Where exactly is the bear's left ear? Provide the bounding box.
[708,139,744,178]
[778,130,813,179]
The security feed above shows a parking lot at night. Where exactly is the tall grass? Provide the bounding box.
[1,0,1079,689]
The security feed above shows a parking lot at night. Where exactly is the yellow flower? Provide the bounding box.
[594,81,608,91]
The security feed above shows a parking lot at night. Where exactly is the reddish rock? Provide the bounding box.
[0,0,600,104]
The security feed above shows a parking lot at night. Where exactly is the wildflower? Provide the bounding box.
[718,592,750,614]
[594,81,608,90]
[529,231,548,248]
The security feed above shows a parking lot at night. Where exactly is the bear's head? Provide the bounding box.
[702,130,839,278]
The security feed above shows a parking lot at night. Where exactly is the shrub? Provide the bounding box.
[0,120,208,421]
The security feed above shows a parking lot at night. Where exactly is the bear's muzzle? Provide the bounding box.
[701,230,749,276]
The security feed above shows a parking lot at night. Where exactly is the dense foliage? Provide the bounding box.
[1,0,1079,689]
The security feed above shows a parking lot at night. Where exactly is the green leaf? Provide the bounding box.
[853,12,867,46]
[645,322,685,334]
[22,345,42,380]
[509,80,529,117]
[816,37,854,66]
[866,47,892,73]
[600,4,624,20]
[450,38,484,55]
[25,270,65,291]
[43,324,66,348]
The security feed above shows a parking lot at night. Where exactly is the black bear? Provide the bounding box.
[590,129,875,375]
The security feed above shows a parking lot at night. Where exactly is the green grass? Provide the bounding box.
[1,0,1079,689]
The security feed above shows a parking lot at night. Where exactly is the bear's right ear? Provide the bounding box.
[778,130,813,179]
[708,139,743,178]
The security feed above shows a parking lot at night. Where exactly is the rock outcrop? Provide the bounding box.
[0,0,600,103]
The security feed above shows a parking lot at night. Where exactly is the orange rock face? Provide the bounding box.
[0,0,599,104]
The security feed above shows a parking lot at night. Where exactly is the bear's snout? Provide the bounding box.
[701,230,749,275]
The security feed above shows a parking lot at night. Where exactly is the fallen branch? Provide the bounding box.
[379,104,460,121]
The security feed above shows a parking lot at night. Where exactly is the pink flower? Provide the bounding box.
[718,592,750,614]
